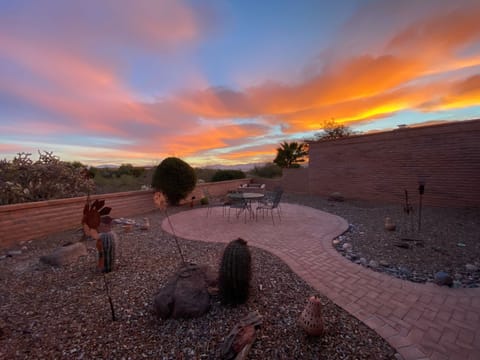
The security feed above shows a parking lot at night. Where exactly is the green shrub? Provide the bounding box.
[200,197,209,205]
[249,163,283,178]
[194,168,217,182]
[211,169,246,182]
[151,157,197,205]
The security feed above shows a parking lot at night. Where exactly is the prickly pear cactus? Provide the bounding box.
[218,238,252,305]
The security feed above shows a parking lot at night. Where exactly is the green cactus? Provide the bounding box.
[219,238,252,305]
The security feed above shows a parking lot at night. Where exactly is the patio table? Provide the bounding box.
[227,192,265,221]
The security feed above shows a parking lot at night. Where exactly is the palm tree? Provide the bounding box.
[273,141,308,168]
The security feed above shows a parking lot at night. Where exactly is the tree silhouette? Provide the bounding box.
[314,120,353,141]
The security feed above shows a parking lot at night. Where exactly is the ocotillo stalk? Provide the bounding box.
[103,273,116,321]
[164,208,186,266]
[418,182,425,233]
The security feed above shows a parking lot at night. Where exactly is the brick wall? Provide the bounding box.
[307,119,480,207]
[253,168,310,194]
[0,179,250,249]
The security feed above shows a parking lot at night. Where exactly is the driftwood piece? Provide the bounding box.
[220,311,263,360]
[431,246,449,256]
[395,236,425,249]
[393,242,410,249]
[235,330,257,360]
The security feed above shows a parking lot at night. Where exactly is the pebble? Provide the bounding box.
[452,280,462,288]
[368,260,378,269]
[379,260,389,267]
[359,258,367,266]
[342,243,352,251]
[465,264,478,272]
[332,239,340,245]
[7,250,22,256]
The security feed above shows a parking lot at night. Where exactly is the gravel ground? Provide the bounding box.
[0,199,399,360]
[284,193,480,288]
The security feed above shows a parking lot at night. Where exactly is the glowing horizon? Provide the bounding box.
[1,0,480,167]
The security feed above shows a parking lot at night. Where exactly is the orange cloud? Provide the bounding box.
[173,0,480,137]
[133,123,268,159]
[219,148,276,162]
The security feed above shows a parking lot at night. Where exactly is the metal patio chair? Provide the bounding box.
[203,189,231,217]
[227,197,249,223]
[256,188,283,224]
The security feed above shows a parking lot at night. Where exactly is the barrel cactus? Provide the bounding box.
[97,232,116,273]
[218,238,252,305]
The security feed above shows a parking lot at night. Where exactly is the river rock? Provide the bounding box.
[466,264,478,272]
[398,266,411,277]
[434,271,453,287]
[328,192,344,202]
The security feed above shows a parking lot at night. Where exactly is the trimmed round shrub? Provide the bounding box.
[151,157,197,205]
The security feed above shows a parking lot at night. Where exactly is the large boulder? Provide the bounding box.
[40,242,87,267]
[153,263,215,319]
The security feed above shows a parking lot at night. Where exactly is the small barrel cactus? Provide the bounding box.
[97,232,116,273]
[219,238,252,305]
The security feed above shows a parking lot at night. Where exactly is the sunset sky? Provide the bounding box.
[1,0,479,167]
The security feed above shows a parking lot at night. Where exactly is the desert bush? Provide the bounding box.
[249,163,283,178]
[0,151,94,205]
[194,168,217,182]
[211,169,246,182]
[151,157,197,205]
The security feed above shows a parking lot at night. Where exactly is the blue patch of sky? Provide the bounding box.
[192,1,360,89]
[122,52,198,100]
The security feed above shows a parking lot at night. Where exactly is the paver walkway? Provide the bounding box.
[162,203,480,360]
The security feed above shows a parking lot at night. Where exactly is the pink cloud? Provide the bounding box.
[0,0,211,52]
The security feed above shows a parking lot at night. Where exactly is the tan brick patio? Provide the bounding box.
[162,203,480,360]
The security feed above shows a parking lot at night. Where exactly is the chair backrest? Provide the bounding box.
[271,189,283,208]
[203,188,211,198]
